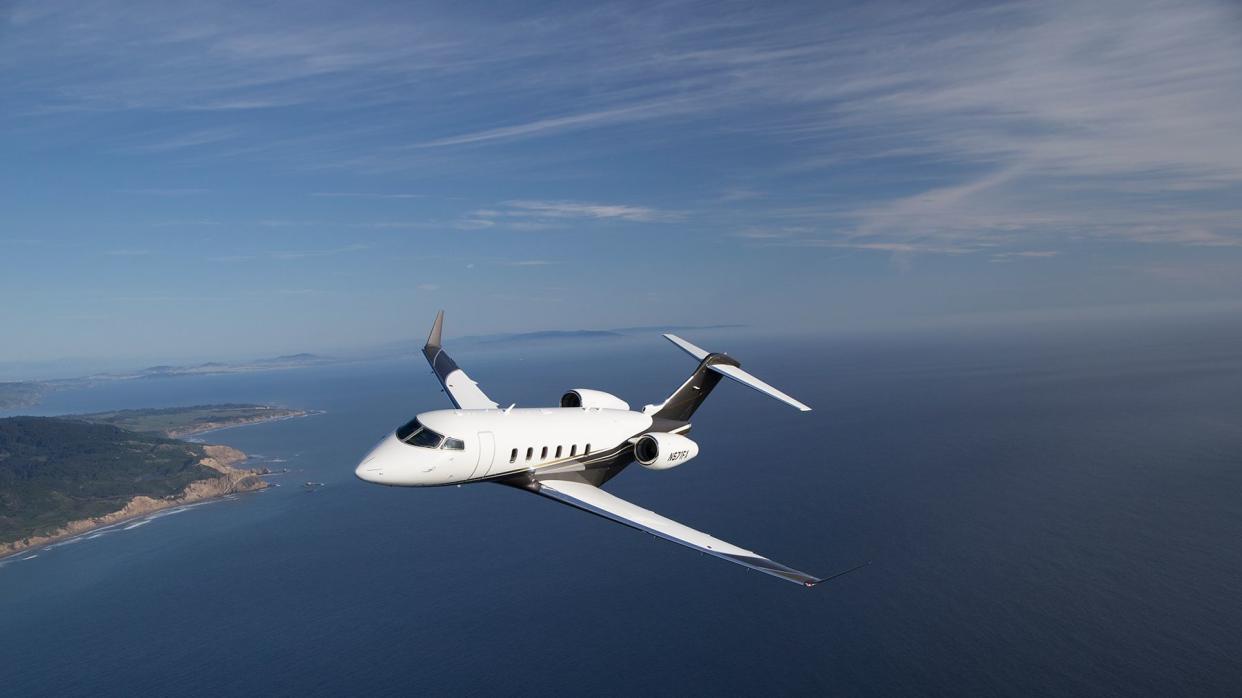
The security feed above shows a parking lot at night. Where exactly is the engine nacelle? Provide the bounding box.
[633,432,699,470]
[561,389,630,411]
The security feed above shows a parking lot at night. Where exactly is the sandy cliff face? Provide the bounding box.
[0,443,268,557]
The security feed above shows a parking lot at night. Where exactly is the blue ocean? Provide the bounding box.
[3,322,1241,695]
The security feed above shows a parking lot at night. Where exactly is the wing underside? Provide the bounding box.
[533,477,839,587]
[422,311,498,410]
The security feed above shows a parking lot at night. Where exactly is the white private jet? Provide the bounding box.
[356,311,860,587]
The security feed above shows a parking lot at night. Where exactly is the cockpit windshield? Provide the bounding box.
[395,418,444,448]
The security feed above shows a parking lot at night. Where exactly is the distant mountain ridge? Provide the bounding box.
[0,323,748,410]
[450,323,746,346]
[117,353,334,379]
[0,354,334,410]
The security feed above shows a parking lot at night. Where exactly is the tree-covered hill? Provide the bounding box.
[0,417,217,545]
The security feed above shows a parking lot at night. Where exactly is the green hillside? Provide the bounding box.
[0,417,216,545]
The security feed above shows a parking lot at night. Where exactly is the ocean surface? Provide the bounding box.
[2,321,1241,696]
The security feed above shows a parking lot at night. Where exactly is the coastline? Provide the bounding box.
[172,409,323,439]
[0,445,268,561]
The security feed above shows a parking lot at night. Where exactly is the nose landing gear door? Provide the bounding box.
[472,431,495,480]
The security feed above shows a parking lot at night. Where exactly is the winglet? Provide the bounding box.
[805,561,871,588]
[426,309,444,350]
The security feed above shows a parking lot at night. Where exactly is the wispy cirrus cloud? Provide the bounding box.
[125,128,243,153]
[207,245,371,263]
[7,0,1242,260]
[413,98,697,149]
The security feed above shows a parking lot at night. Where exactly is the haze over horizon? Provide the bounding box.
[5,0,1242,364]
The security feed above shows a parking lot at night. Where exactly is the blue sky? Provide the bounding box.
[3,0,1242,366]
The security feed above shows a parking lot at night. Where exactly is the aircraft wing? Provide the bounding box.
[533,477,858,587]
[422,311,499,410]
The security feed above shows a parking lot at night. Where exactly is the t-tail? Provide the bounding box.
[644,334,811,421]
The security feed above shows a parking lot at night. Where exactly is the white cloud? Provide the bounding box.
[989,250,1060,263]
[121,188,209,196]
[501,200,678,223]
[311,192,426,199]
[454,218,496,230]
[499,260,557,267]
[270,244,369,260]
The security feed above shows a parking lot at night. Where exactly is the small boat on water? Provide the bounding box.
[303,481,325,492]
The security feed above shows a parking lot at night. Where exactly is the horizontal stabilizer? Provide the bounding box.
[707,363,811,412]
[660,334,811,413]
[664,334,710,361]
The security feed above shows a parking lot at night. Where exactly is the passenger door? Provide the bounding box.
[472,431,495,479]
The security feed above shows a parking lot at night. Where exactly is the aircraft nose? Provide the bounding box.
[355,457,380,482]
[356,434,396,483]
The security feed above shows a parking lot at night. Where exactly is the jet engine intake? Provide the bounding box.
[561,389,630,411]
[634,432,699,470]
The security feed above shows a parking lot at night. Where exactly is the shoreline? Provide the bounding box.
[0,487,254,565]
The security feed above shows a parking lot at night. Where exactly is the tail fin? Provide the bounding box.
[645,334,811,420]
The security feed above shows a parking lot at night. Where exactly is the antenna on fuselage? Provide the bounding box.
[504,403,516,414]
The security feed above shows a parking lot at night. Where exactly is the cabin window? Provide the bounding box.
[526,447,533,462]
[541,446,548,459]
[570,445,577,457]
[510,448,518,463]
[442,437,465,450]
[555,446,562,458]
